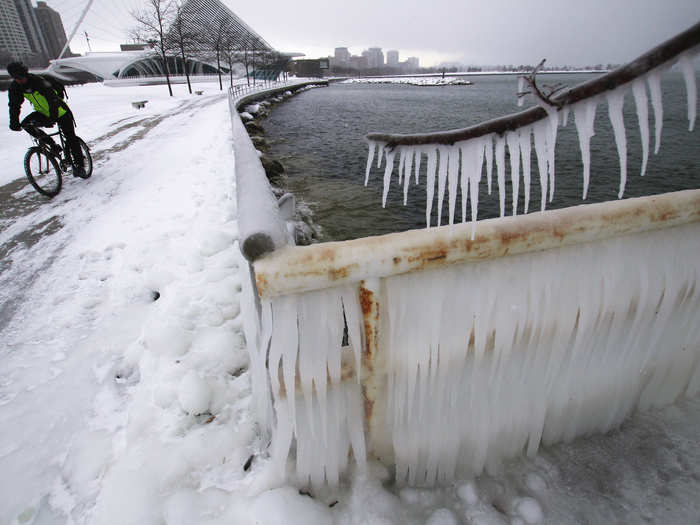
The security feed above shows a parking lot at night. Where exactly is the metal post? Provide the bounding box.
[359,278,391,460]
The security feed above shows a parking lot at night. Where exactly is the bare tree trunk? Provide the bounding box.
[216,50,222,90]
[180,46,192,94]
[161,50,173,96]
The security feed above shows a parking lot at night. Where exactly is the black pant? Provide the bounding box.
[21,111,83,166]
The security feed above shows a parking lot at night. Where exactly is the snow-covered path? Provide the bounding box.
[0,84,256,524]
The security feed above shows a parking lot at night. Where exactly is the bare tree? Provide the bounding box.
[130,0,175,96]
[169,0,199,94]
[198,17,231,91]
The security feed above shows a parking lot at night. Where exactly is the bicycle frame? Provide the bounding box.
[32,128,72,171]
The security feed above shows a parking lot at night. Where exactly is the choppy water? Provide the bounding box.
[263,72,699,241]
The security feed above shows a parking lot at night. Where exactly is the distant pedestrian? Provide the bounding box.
[6,61,85,177]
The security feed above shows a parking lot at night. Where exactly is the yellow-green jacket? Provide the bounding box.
[8,74,69,127]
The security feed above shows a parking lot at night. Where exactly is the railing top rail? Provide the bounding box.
[253,189,700,299]
[366,21,700,147]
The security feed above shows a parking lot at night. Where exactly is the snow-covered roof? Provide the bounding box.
[48,51,151,81]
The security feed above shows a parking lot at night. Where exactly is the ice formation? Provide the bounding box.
[606,90,627,198]
[382,223,700,485]
[258,286,366,487]
[254,222,700,487]
[363,52,698,228]
[631,80,650,177]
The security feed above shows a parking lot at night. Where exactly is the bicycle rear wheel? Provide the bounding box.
[24,147,62,197]
[77,138,93,178]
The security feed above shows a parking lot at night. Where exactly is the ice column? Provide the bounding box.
[506,131,521,216]
[606,89,627,198]
[679,53,697,131]
[573,98,598,199]
[647,70,664,154]
[263,285,367,487]
[632,80,650,177]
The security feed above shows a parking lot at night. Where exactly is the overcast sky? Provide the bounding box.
[49,0,700,67]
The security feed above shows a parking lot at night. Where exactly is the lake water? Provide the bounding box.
[262,73,699,241]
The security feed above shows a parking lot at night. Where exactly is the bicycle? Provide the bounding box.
[23,127,93,197]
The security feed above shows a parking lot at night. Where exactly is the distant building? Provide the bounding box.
[363,47,384,68]
[386,50,399,67]
[334,47,350,64]
[34,1,73,60]
[0,0,49,64]
[120,43,151,51]
[404,56,419,69]
[349,55,368,70]
[45,0,280,83]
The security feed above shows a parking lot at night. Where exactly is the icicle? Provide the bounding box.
[459,142,469,223]
[647,70,663,154]
[484,135,493,195]
[506,131,521,216]
[533,119,549,211]
[398,147,406,185]
[517,76,525,107]
[573,98,597,199]
[607,89,627,198]
[377,143,385,168]
[425,148,438,227]
[381,149,396,207]
[561,106,570,127]
[436,146,450,226]
[414,147,422,185]
[679,54,697,131]
[404,146,414,205]
[495,135,506,217]
[448,145,460,225]
[460,139,483,239]
[519,127,532,214]
[545,108,558,202]
[631,79,650,177]
[364,141,376,186]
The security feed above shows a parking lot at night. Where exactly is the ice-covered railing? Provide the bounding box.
[363,22,700,236]
[252,191,700,487]
[230,26,700,490]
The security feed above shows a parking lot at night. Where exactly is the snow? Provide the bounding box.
[342,77,472,87]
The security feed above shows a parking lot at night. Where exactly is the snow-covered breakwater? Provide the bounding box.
[343,77,472,87]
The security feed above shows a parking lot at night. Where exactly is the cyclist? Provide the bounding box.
[6,61,86,178]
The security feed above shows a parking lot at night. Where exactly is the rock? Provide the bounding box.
[250,136,269,151]
[260,156,286,185]
[245,121,264,134]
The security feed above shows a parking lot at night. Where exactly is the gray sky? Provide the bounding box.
[49,0,700,67]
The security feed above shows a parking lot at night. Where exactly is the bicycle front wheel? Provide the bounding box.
[24,147,62,197]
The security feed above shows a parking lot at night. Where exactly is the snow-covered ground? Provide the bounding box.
[1,81,699,525]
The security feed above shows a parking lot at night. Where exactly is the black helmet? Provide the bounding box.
[7,62,29,79]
